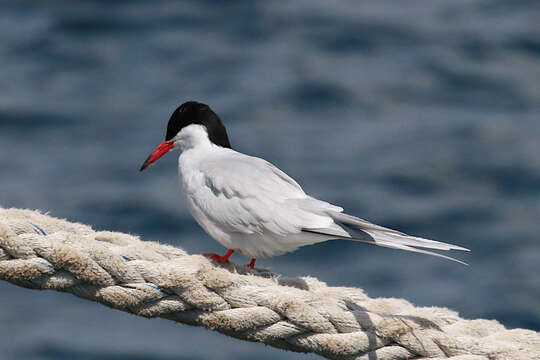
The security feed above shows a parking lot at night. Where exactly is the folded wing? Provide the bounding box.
[190,150,469,263]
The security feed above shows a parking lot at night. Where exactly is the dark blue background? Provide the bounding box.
[1,1,539,359]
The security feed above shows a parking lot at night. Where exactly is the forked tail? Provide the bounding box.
[309,212,470,265]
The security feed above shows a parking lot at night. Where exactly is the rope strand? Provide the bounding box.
[0,208,538,360]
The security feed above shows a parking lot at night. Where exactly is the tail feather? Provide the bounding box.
[360,229,469,252]
[370,239,469,265]
[321,211,469,264]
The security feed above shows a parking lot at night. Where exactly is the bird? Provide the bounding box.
[140,101,469,268]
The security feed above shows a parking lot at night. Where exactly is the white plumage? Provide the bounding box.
[140,101,468,267]
[175,124,468,263]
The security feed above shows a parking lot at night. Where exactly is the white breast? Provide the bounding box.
[177,144,347,258]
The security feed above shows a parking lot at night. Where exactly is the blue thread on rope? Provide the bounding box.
[145,283,170,295]
[29,222,47,236]
[35,260,54,269]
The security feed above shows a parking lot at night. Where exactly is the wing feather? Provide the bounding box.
[188,153,334,238]
[182,149,469,263]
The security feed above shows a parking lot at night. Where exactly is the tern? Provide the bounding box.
[140,101,468,268]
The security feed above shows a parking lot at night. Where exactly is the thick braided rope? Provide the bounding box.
[0,208,538,360]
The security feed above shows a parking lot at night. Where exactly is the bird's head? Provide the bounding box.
[140,101,231,171]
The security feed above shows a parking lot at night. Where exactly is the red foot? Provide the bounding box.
[203,249,234,264]
[245,258,256,269]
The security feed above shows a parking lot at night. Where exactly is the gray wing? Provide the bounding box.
[190,152,341,238]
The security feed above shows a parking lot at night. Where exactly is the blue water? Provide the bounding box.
[1,1,539,359]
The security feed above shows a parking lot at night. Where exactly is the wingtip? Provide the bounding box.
[450,244,470,252]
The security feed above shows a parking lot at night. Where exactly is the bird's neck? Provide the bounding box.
[177,140,231,189]
[178,135,229,170]
[175,124,214,152]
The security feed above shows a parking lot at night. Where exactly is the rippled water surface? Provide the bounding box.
[1,1,539,359]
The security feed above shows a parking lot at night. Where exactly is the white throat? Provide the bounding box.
[172,124,212,152]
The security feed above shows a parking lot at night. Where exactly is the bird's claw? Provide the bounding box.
[245,258,256,269]
[203,253,230,264]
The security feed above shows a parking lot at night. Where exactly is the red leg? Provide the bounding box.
[203,249,234,264]
[245,258,256,269]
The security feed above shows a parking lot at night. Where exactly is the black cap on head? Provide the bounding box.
[166,101,231,148]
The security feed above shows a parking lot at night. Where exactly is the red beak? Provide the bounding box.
[140,141,174,171]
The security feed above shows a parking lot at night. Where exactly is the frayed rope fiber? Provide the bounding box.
[0,208,538,360]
